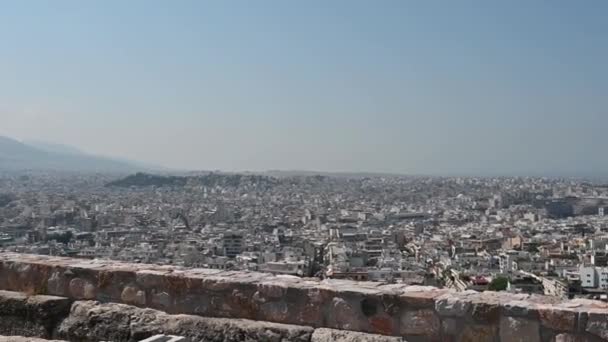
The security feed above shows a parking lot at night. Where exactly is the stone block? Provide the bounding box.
[499,316,540,342]
[138,335,186,342]
[457,324,497,342]
[67,278,96,300]
[0,337,66,342]
[502,300,539,319]
[326,297,365,331]
[57,301,314,342]
[0,291,71,339]
[120,285,146,306]
[537,306,578,332]
[311,328,405,342]
[441,317,460,338]
[0,253,607,342]
[435,293,472,317]
[399,309,440,338]
[585,309,608,340]
[553,333,602,342]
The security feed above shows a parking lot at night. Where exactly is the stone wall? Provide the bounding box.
[0,253,606,341]
[0,290,400,341]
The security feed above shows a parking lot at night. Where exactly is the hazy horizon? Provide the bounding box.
[2,1,607,176]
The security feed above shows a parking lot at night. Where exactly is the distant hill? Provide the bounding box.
[263,169,409,179]
[24,140,86,155]
[0,136,146,173]
[106,172,188,187]
[106,172,278,188]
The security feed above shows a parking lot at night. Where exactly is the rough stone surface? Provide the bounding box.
[499,316,541,342]
[311,328,405,342]
[554,333,601,342]
[121,285,146,305]
[457,324,497,342]
[68,278,96,300]
[0,291,71,339]
[435,293,472,317]
[327,297,362,331]
[0,338,65,342]
[0,253,607,342]
[585,310,608,340]
[538,306,578,332]
[440,317,460,337]
[57,300,314,342]
[399,309,440,338]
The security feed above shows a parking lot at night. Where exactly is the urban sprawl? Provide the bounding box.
[2,172,608,301]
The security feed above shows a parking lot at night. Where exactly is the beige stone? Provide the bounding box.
[121,286,146,305]
[151,291,171,308]
[68,278,96,300]
[458,324,497,342]
[0,252,606,342]
[329,297,361,331]
[554,333,591,342]
[0,337,66,342]
[399,309,440,337]
[311,328,404,342]
[538,306,577,332]
[585,310,608,340]
[499,316,540,342]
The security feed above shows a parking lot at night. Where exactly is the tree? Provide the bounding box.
[488,276,509,291]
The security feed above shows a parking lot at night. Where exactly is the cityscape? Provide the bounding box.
[2,170,608,301]
[2,1,607,341]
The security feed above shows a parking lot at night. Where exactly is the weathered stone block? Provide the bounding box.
[537,306,578,332]
[0,337,66,342]
[57,301,314,342]
[502,300,539,319]
[585,309,608,340]
[0,253,607,342]
[441,317,460,338]
[553,333,600,342]
[435,293,471,317]
[499,316,540,342]
[457,324,497,342]
[311,328,405,342]
[0,291,71,339]
[67,278,96,300]
[469,300,501,324]
[327,297,364,331]
[397,287,449,310]
[399,309,440,339]
[120,285,146,306]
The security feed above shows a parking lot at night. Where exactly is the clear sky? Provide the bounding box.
[1,1,606,176]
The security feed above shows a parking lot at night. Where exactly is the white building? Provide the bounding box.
[580,265,608,289]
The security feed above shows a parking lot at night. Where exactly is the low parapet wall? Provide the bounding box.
[0,253,606,341]
[0,290,400,341]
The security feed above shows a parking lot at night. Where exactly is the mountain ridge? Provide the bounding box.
[0,136,146,173]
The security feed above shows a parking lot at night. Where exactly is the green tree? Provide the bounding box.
[488,276,509,291]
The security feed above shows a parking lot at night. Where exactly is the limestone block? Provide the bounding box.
[0,337,66,342]
[435,293,472,317]
[499,316,540,342]
[457,324,497,342]
[311,328,405,342]
[57,301,314,342]
[399,309,440,338]
[0,290,71,339]
[537,305,577,332]
[585,309,608,340]
[67,278,95,300]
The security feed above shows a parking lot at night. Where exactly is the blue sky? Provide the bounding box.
[1,1,606,175]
